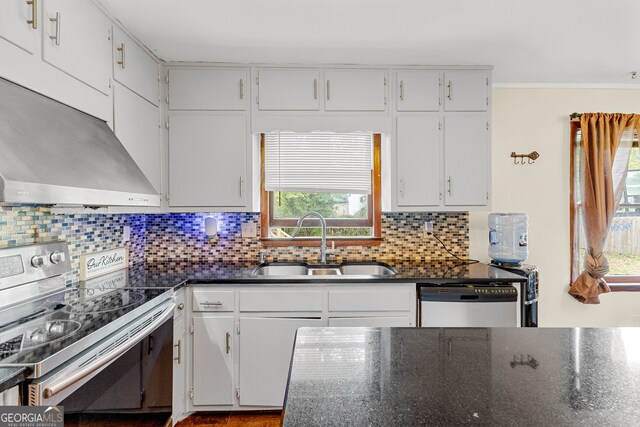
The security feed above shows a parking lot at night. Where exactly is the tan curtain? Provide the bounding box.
[569,113,639,304]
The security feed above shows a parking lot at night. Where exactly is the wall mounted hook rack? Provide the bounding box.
[511,151,540,165]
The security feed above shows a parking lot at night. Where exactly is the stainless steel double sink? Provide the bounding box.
[252,261,397,278]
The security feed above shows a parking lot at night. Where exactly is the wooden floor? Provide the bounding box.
[177,411,283,427]
[64,411,283,426]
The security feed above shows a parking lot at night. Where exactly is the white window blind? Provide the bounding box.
[264,131,373,194]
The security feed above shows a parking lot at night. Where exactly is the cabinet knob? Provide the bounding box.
[177,303,184,310]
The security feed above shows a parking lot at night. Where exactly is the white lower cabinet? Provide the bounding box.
[238,317,322,407]
[172,290,187,425]
[187,284,415,411]
[191,315,235,406]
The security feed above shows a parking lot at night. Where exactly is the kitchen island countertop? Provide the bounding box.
[282,327,640,426]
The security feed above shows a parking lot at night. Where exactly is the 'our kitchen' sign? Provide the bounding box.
[79,247,128,280]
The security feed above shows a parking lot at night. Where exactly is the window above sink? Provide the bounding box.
[260,132,382,246]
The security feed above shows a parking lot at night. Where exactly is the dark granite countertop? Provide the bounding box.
[0,367,31,393]
[109,261,526,289]
[283,327,640,426]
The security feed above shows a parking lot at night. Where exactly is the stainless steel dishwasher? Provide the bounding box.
[419,285,520,327]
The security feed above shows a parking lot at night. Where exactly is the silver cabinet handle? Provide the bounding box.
[49,12,60,45]
[240,79,244,99]
[313,78,317,99]
[399,178,405,196]
[399,80,404,101]
[447,80,452,100]
[326,80,331,100]
[43,302,174,399]
[240,176,245,196]
[117,43,125,69]
[174,339,181,364]
[26,0,37,29]
[202,301,223,306]
[448,176,452,195]
[177,303,184,310]
[225,332,231,354]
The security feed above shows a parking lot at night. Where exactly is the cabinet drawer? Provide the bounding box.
[329,290,412,312]
[192,290,235,312]
[240,290,322,312]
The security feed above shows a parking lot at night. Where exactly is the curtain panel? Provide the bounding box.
[569,113,639,304]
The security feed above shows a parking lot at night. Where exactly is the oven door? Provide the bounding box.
[26,299,174,407]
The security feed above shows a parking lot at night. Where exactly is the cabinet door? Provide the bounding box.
[443,70,488,112]
[42,0,112,95]
[192,315,235,406]
[329,317,412,327]
[396,71,440,112]
[257,69,319,111]
[168,114,247,207]
[444,115,489,206]
[396,115,441,207]
[112,27,159,106]
[169,69,248,111]
[0,0,38,54]
[113,83,161,193]
[172,314,187,423]
[325,70,386,111]
[239,317,322,407]
[142,319,173,409]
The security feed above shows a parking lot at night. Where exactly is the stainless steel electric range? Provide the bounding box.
[0,242,175,410]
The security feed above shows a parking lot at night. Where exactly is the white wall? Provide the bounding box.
[470,88,640,327]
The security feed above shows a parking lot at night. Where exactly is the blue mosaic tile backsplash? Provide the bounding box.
[144,212,469,266]
[0,206,145,284]
[0,206,469,279]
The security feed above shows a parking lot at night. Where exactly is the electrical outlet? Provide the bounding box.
[242,223,257,238]
[122,225,131,243]
[424,221,434,237]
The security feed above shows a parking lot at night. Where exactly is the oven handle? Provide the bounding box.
[42,301,175,399]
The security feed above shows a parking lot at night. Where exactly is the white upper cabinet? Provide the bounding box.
[113,83,161,193]
[168,114,248,208]
[444,115,489,206]
[396,115,441,207]
[112,26,159,106]
[395,71,440,112]
[324,70,387,111]
[256,69,320,111]
[168,68,249,111]
[443,70,489,111]
[42,0,112,95]
[0,0,39,54]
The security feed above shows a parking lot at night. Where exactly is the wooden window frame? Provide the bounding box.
[260,133,382,247]
[570,121,640,291]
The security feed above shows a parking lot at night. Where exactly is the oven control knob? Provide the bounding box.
[31,255,46,268]
[50,251,66,265]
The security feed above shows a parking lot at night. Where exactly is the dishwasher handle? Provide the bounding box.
[420,286,517,303]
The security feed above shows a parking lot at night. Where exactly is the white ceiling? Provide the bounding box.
[98,0,640,86]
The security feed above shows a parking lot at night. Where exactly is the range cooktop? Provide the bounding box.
[0,286,172,367]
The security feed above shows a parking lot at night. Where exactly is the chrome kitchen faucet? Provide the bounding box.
[291,211,327,264]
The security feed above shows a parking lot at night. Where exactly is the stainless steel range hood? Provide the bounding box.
[0,78,160,207]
